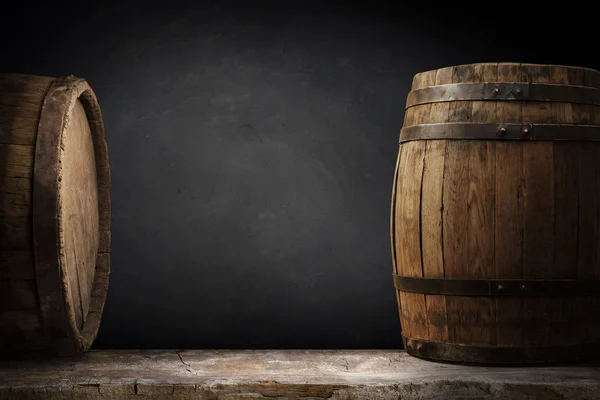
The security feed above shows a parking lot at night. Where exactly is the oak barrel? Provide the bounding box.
[0,73,110,356]
[391,63,600,365]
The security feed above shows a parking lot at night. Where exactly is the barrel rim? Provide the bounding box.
[32,75,111,354]
[415,62,600,73]
[411,62,600,82]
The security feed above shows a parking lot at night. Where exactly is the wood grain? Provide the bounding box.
[59,99,99,329]
[394,141,428,340]
[0,73,111,357]
[393,63,600,364]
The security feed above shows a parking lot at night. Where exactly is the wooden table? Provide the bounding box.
[1,350,599,399]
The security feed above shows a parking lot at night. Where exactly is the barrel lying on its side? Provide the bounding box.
[0,73,111,356]
[391,63,600,365]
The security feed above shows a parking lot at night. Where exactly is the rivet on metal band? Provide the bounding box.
[405,82,600,108]
[399,123,600,143]
[393,275,600,297]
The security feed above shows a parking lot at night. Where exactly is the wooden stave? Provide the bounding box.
[391,63,600,364]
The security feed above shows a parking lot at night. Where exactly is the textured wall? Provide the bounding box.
[1,2,597,348]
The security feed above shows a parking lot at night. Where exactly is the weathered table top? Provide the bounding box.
[0,350,599,399]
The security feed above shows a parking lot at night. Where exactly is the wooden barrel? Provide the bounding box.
[391,63,600,365]
[0,73,110,357]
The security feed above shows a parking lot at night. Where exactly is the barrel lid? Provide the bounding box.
[33,76,110,354]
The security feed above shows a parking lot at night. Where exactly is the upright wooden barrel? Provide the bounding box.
[391,63,600,365]
[0,74,111,356]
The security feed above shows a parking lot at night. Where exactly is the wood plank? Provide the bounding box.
[494,143,523,278]
[522,142,554,278]
[447,101,472,123]
[523,102,553,124]
[0,144,34,179]
[0,216,31,250]
[402,292,429,341]
[395,141,426,278]
[588,295,600,341]
[497,62,522,82]
[0,309,41,335]
[567,66,587,86]
[399,291,412,340]
[421,140,448,343]
[521,298,550,346]
[428,103,450,125]
[404,104,431,128]
[495,298,522,346]
[577,144,598,278]
[434,67,454,85]
[467,142,495,279]
[565,296,587,344]
[547,66,569,84]
[0,176,31,194]
[395,140,427,341]
[0,104,40,146]
[584,68,600,88]
[494,124,524,346]
[590,105,600,125]
[551,101,576,345]
[442,141,470,279]
[526,66,569,342]
[411,69,437,91]
[546,296,568,345]
[0,350,599,397]
[391,151,401,276]
[454,139,496,346]
[497,101,522,124]
[408,69,436,130]
[471,64,499,127]
[446,61,475,124]
[403,107,416,128]
[0,280,37,311]
[522,64,552,83]
[446,296,496,345]
[0,74,52,109]
[442,141,496,346]
[425,295,448,342]
[0,251,35,281]
[553,143,579,278]
[0,191,30,218]
[421,141,447,278]
[571,103,591,124]
[596,145,600,277]
[452,64,476,82]
[418,67,453,345]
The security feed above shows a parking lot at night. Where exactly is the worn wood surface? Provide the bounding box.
[392,63,600,364]
[59,99,99,330]
[0,350,598,399]
[0,73,111,356]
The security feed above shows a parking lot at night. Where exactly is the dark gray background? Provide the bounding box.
[2,2,597,349]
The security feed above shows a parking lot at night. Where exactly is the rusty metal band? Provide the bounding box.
[406,82,600,108]
[393,275,600,297]
[399,123,600,143]
[402,336,600,365]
